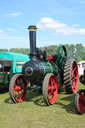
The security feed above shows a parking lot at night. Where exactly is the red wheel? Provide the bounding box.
[75,90,85,114]
[71,61,79,93]
[64,59,79,94]
[42,73,58,106]
[9,74,27,103]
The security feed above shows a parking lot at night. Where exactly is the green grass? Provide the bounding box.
[0,83,85,128]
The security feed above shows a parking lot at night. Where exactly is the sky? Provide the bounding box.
[0,0,85,49]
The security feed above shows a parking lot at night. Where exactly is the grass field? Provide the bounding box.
[0,82,85,128]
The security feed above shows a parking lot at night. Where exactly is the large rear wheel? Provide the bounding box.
[75,90,85,114]
[9,74,27,103]
[64,59,79,94]
[42,73,58,106]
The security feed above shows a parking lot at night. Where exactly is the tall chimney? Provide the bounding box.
[28,25,37,59]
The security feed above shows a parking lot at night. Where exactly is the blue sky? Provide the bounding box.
[0,0,85,49]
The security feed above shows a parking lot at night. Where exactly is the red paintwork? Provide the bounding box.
[47,56,54,62]
[0,75,4,78]
[48,75,58,104]
[78,91,85,113]
[13,75,27,102]
[40,55,43,59]
[0,80,4,81]
[71,61,79,93]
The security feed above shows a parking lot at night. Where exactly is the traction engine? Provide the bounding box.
[9,25,79,105]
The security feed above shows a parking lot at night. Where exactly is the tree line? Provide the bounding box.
[0,43,85,62]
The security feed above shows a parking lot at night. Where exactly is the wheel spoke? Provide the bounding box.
[20,89,23,96]
[48,84,53,97]
[72,82,76,89]
[13,90,17,96]
[50,78,53,86]
[72,76,78,83]
[17,79,20,86]
[71,68,76,79]
[21,83,25,90]
[48,84,51,90]
[16,91,21,100]
[72,67,76,73]
[72,77,76,81]
[48,90,53,98]
[51,78,55,87]
[13,85,21,91]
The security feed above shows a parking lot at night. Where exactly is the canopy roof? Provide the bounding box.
[0,51,29,61]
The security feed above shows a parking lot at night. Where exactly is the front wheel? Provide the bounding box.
[42,73,58,106]
[75,90,85,114]
[9,74,27,103]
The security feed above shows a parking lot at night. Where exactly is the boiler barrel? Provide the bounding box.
[22,60,58,82]
[42,61,58,75]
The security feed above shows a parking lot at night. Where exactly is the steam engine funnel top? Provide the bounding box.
[28,25,37,31]
[28,25,37,59]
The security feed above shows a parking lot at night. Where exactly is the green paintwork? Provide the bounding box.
[53,45,67,70]
[0,72,8,84]
[42,61,58,75]
[0,72,5,83]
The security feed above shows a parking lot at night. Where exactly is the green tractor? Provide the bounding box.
[9,25,79,105]
[0,51,29,91]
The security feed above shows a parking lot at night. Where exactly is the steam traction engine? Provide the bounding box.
[9,25,79,105]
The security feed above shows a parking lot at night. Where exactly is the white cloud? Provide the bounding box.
[6,12,23,17]
[0,29,4,34]
[37,17,66,30]
[37,17,85,35]
[7,28,15,32]
[72,24,80,27]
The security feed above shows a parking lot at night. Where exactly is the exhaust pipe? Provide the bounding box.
[28,25,37,59]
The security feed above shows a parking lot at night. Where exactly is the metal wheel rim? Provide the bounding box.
[78,91,85,113]
[47,75,58,104]
[13,75,27,102]
[71,61,79,93]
